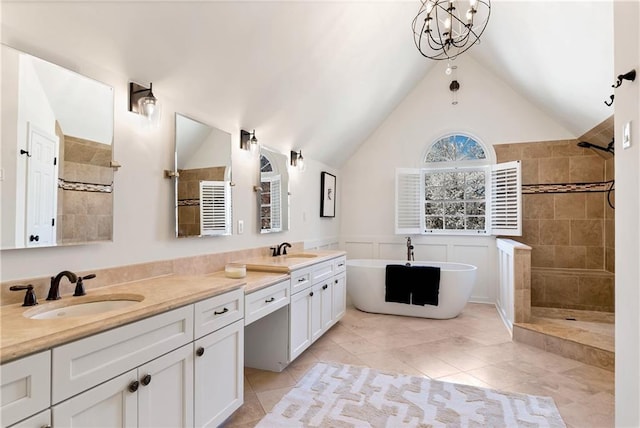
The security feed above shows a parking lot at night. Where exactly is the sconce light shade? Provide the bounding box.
[240,129,258,151]
[291,150,305,171]
[129,82,161,128]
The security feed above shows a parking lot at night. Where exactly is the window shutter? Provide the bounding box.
[395,168,422,235]
[490,161,521,236]
[270,175,282,232]
[199,180,231,236]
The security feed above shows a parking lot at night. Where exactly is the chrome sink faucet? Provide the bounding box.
[406,237,414,262]
[47,270,78,300]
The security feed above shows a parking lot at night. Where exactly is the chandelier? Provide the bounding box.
[412,0,491,60]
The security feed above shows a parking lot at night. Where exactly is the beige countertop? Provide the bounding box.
[0,271,281,364]
[0,250,344,364]
[239,250,346,273]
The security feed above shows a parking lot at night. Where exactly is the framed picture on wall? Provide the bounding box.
[320,172,336,218]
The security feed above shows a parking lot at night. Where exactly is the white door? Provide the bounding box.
[25,123,58,247]
[194,319,244,428]
[332,273,347,322]
[310,284,323,343]
[138,344,193,428]
[53,369,137,427]
[320,281,333,332]
[289,290,312,361]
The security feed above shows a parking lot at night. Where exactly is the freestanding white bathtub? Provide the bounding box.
[346,259,477,319]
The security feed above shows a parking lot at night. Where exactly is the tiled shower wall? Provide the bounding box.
[494,117,615,312]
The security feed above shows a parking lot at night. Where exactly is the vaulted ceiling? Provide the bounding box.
[1,1,613,167]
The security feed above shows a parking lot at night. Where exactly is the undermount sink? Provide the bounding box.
[25,294,144,320]
[283,253,318,258]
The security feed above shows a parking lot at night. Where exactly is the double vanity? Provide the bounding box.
[0,250,346,428]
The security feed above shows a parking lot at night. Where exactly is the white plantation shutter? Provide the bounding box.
[270,176,282,232]
[395,168,422,234]
[490,161,522,236]
[200,180,231,236]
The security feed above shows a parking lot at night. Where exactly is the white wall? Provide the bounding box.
[339,54,576,303]
[0,48,340,281]
[614,1,640,426]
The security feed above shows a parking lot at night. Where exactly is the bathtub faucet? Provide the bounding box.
[406,237,414,262]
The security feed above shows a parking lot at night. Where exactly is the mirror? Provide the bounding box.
[174,113,232,237]
[1,45,114,249]
[258,146,289,233]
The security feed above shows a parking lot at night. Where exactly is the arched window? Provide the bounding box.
[425,134,487,163]
[396,133,521,236]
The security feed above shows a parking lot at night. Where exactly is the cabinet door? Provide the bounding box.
[289,289,312,361]
[310,284,323,343]
[194,319,244,428]
[138,344,193,428]
[332,273,346,322]
[320,281,333,333]
[53,369,138,428]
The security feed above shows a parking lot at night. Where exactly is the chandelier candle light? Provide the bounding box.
[412,0,491,60]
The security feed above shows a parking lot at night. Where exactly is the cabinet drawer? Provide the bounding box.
[311,260,334,284]
[290,267,313,295]
[333,256,347,274]
[194,288,244,339]
[1,351,51,428]
[245,279,290,326]
[52,305,193,404]
[7,409,50,428]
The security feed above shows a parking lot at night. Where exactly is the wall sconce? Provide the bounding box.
[240,129,258,152]
[290,150,305,171]
[129,82,161,128]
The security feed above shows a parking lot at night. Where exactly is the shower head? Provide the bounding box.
[577,140,614,159]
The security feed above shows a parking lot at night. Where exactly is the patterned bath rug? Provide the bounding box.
[255,362,566,427]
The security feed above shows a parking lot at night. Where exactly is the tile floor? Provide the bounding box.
[223,304,614,428]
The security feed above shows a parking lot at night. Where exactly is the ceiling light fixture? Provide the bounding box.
[240,129,258,152]
[290,150,305,171]
[129,82,161,128]
[412,0,491,60]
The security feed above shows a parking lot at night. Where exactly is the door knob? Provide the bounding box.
[141,374,152,386]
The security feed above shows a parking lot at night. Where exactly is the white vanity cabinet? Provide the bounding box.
[193,290,244,428]
[1,351,51,428]
[55,344,194,428]
[51,306,195,427]
[1,287,245,428]
[288,255,347,361]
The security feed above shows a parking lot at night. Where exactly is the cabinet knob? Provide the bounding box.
[322,284,328,290]
[265,297,275,303]
[196,347,205,357]
[309,291,314,297]
[141,374,152,386]
[297,278,305,282]
[128,380,139,392]
[214,307,229,315]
